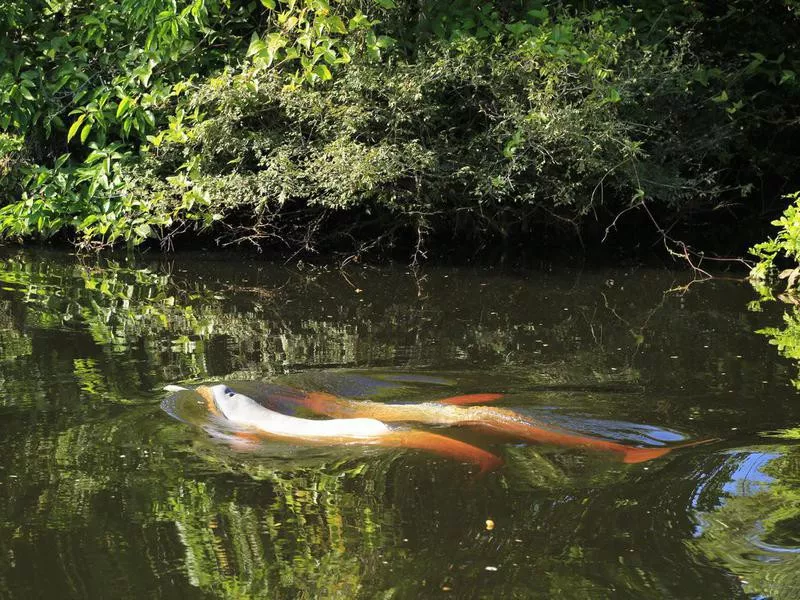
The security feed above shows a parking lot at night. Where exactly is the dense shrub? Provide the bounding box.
[1,1,799,257]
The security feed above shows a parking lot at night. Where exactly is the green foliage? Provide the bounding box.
[1,1,799,255]
[751,191,800,289]
[121,5,716,251]
[747,192,800,389]
[0,0,393,248]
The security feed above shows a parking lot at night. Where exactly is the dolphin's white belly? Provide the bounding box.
[212,385,390,438]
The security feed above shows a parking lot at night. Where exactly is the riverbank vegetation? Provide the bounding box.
[1,1,799,260]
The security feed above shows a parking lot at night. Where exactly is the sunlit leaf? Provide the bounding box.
[67,114,86,143]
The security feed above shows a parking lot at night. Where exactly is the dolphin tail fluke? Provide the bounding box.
[621,437,719,463]
[455,408,683,465]
[620,447,673,463]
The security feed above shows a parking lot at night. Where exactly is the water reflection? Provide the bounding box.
[0,249,799,598]
[690,447,800,599]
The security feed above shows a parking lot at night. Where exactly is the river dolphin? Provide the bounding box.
[168,383,708,469]
[193,384,504,472]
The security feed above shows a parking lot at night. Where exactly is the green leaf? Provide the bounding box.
[116,96,132,119]
[19,86,35,101]
[79,214,99,228]
[134,223,152,238]
[335,47,351,64]
[780,70,796,85]
[693,69,709,87]
[349,11,371,31]
[54,154,70,170]
[711,90,728,103]
[726,100,744,114]
[133,62,153,87]
[267,32,287,53]
[528,8,549,22]
[260,0,276,8]
[67,114,87,143]
[80,122,93,143]
[326,15,347,34]
[313,64,332,80]
[604,87,621,103]
[247,33,266,57]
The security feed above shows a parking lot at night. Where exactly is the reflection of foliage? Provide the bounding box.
[1,250,771,401]
[757,309,800,388]
[0,253,209,349]
[154,467,391,599]
[696,493,800,598]
[0,386,396,598]
[744,277,800,388]
[0,300,31,361]
[0,250,794,598]
[692,447,800,600]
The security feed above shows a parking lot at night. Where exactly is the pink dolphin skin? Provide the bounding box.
[194,384,709,470]
[298,391,708,464]
[195,385,503,472]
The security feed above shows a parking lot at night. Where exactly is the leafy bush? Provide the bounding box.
[1,1,799,256]
[750,191,800,291]
[121,6,726,253]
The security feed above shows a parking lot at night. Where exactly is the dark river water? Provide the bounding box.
[1,249,799,599]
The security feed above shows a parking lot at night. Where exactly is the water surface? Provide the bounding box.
[0,249,798,599]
